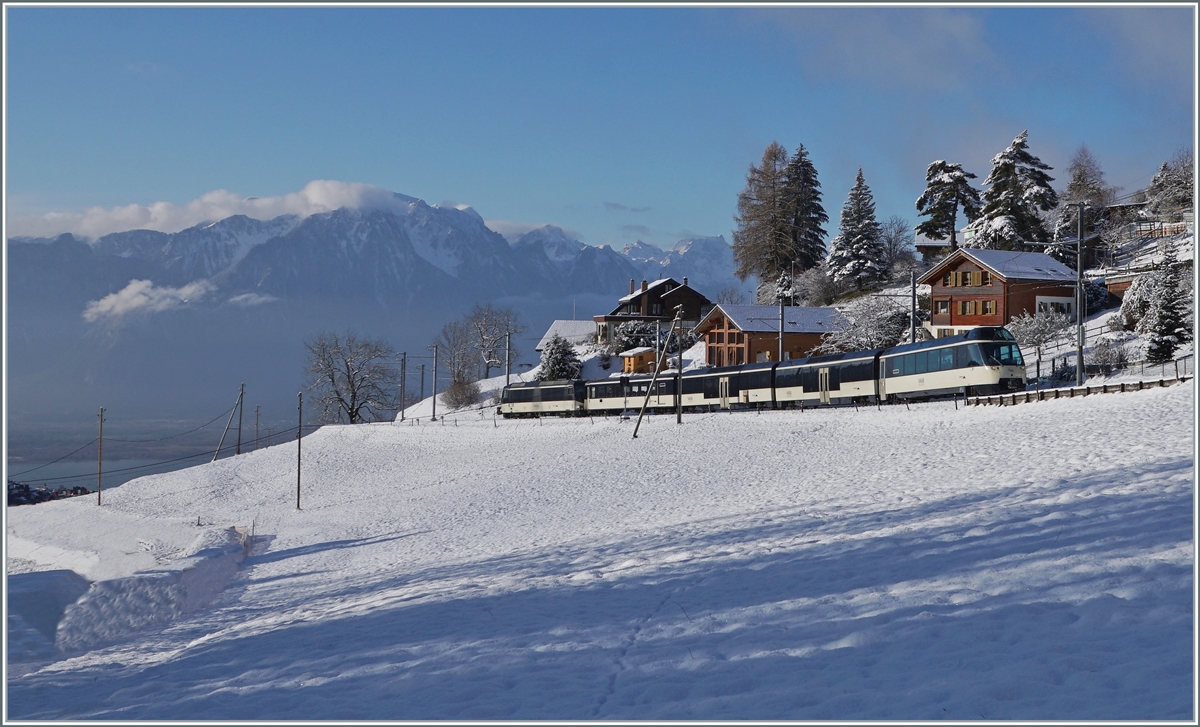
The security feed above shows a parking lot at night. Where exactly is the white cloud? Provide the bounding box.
[83,279,215,323]
[8,180,420,240]
[227,293,279,307]
[747,8,1000,93]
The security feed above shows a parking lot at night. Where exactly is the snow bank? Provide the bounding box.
[55,531,247,653]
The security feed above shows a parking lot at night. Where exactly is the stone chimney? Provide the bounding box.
[641,279,648,292]
[683,277,688,287]
[630,279,635,295]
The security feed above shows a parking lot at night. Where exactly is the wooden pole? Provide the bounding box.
[297,392,302,510]
[96,407,104,505]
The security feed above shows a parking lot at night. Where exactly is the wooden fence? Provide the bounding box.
[970,375,1192,408]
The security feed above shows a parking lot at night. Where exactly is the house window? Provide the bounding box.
[959,300,976,315]
[716,332,725,344]
[935,299,950,315]
[982,300,996,315]
[937,328,955,338]
[736,348,744,364]
[980,270,991,286]
[943,272,953,287]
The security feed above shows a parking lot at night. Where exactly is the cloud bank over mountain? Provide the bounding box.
[7,181,421,239]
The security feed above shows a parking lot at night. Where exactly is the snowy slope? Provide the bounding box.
[5,382,1194,720]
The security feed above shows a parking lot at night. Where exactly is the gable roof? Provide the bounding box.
[697,304,846,335]
[535,320,596,351]
[617,278,680,304]
[918,248,1076,284]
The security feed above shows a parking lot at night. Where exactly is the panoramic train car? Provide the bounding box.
[674,364,748,410]
[585,375,677,414]
[498,379,585,417]
[774,349,883,407]
[879,326,1025,400]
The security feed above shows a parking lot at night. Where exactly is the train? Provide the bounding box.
[499,326,1027,417]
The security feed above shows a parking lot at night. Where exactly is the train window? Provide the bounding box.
[938,348,954,371]
[981,343,1024,366]
[682,376,704,395]
[745,371,771,389]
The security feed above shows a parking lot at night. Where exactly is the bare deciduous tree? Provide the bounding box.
[305,331,401,424]
[466,303,526,379]
[435,318,476,384]
[812,296,909,354]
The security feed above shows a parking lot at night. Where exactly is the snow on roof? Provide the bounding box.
[535,320,596,351]
[618,346,655,357]
[617,278,680,303]
[704,304,846,334]
[920,248,1076,283]
[959,249,1076,280]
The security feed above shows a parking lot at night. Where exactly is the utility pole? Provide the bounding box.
[399,352,407,421]
[778,294,785,363]
[430,343,439,421]
[235,383,244,455]
[419,364,426,402]
[255,405,260,451]
[1074,202,1087,387]
[910,270,917,343]
[96,407,104,505]
[675,313,683,425]
[505,332,512,387]
[213,385,242,462]
[633,309,683,439]
[296,392,302,510]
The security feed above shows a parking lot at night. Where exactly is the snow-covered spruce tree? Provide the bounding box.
[1049,146,1121,267]
[537,334,583,381]
[782,143,829,273]
[1144,149,1194,217]
[775,270,797,305]
[914,160,982,250]
[813,296,909,353]
[1142,250,1190,364]
[733,142,791,283]
[827,169,886,290]
[733,142,828,283]
[964,131,1058,250]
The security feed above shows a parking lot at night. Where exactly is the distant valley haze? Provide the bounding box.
[6,180,752,468]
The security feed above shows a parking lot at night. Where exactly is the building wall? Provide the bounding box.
[698,312,826,365]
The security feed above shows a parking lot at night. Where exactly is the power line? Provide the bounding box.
[8,438,99,478]
[104,405,237,443]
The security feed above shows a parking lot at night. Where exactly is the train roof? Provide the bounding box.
[782,349,882,366]
[505,379,579,388]
[883,326,1014,356]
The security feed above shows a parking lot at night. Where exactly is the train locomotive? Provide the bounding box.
[499,326,1026,417]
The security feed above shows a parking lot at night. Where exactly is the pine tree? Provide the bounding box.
[733,142,827,283]
[964,130,1058,250]
[826,169,886,290]
[782,144,828,272]
[733,142,791,282]
[1144,149,1194,216]
[1143,249,1189,364]
[914,160,982,249]
[1050,146,1120,266]
[537,334,583,381]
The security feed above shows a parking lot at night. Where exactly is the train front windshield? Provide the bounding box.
[977,342,1024,367]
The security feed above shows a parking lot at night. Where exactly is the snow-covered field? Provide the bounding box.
[5,381,1195,720]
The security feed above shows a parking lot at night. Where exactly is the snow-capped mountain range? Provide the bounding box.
[7,190,753,426]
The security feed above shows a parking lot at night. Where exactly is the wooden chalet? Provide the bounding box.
[618,346,657,374]
[594,277,712,346]
[918,248,1077,338]
[693,304,845,367]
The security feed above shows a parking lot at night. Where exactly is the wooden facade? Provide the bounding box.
[919,249,1076,338]
[693,305,841,366]
[593,277,712,346]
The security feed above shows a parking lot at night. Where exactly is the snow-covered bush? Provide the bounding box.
[612,321,658,354]
[1006,310,1071,363]
[1088,339,1129,374]
[443,379,482,410]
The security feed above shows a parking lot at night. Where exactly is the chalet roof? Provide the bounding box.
[918,248,1076,284]
[617,278,678,304]
[535,320,596,351]
[698,304,846,335]
[618,346,655,357]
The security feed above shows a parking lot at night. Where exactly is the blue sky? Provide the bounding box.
[5,5,1195,248]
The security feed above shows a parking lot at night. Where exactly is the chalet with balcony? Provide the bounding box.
[594,277,712,346]
[918,248,1076,338]
[694,304,845,367]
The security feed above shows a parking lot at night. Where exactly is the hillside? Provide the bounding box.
[5,381,1193,720]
